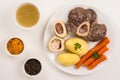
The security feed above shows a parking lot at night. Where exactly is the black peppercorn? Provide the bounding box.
[24,58,42,76]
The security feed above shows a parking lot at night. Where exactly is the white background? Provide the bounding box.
[0,0,120,80]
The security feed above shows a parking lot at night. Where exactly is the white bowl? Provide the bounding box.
[13,1,40,30]
[23,57,42,78]
[5,35,25,57]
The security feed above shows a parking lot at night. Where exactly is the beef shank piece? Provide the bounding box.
[66,7,98,33]
[86,9,97,23]
[87,24,107,42]
[66,7,87,32]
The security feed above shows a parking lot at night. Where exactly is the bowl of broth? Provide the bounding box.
[14,1,40,29]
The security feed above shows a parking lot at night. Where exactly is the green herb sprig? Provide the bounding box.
[74,43,81,50]
[92,51,101,59]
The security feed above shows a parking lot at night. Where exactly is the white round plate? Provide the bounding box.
[44,4,113,75]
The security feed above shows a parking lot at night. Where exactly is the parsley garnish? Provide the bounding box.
[92,51,101,59]
[74,43,81,50]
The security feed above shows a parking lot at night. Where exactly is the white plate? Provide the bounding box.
[44,4,113,75]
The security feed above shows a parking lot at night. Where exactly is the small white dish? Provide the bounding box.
[13,1,40,30]
[23,57,42,78]
[5,35,25,57]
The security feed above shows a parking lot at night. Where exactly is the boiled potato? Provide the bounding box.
[57,52,80,66]
[65,38,88,56]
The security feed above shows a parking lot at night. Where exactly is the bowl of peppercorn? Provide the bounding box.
[23,58,42,77]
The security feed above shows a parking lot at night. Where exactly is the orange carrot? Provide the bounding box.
[83,46,109,66]
[75,37,110,69]
[88,54,107,69]
[83,57,95,66]
[94,37,110,51]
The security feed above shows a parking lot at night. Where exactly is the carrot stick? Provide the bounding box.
[75,37,110,69]
[83,46,109,66]
[83,57,95,66]
[94,37,110,51]
[88,54,107,70]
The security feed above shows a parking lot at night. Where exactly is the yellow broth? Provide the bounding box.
[16,3,39,27]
